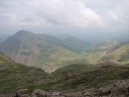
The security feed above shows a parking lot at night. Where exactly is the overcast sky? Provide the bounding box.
[0,0,129,35]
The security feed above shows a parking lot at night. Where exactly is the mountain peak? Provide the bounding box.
[15,30,34,36]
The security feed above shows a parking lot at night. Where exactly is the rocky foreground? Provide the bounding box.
[0,80,129,97]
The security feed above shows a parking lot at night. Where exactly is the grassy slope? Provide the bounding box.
[45,62,129,91]
[1,52,129,94]
[52,63,96,78]
[0,52,52,94]
[101,43,129,64]
[0,31,88,72]
[1,31,129,73]
[0,52,14,64]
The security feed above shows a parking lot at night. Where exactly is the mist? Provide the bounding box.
[0,0,129,39]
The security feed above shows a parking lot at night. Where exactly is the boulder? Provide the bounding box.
[33,89,48,97]
[52,92,61,96]
[65,91,83,97]
[98,80,129,97]
[17,89,29,95]
[83,91,93,97]
[111,80,129,97]
[98,84,112,96]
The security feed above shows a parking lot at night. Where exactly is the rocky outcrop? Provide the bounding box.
[98,84,112,96]
[98,80,129,97]
[13,80,129,97]
[14,89,30,97]
[32,89,48,97]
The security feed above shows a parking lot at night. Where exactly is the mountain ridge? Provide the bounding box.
[0,30,85,72]
[0,30,129,72]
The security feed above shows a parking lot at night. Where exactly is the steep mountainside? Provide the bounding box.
[0,30,129,73]
[0,30,85,72]
[83,41,129,64]
[101,42,129,64]
[58,36,89,52]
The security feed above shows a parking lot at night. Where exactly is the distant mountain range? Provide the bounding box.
[0,34,9,44]
[0,30,129,72]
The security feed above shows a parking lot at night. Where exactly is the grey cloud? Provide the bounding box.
[0,0,128,34]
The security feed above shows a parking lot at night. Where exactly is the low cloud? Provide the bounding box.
[0,0,128,34]
[108,1,129,25]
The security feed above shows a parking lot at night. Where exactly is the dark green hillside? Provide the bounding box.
[1,52,129,94]
[52,63,95,78]
[0,52,52,94]
[46,62,129,91]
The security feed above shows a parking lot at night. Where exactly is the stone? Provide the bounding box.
[98,84,112,97]
[33,89,48,97]
[17,89,29,95]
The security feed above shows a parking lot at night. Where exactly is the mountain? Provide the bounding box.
[101,42,129,64]
[56,35,89,52]
[1,52,129,95]
[0,52,14,64]
[82,40,129,64]
[0,30,85,72]
[52,63,95,78]
[47,62,129,91]
[0,34,9,44]
[1,30,129,73]
[0,52,52,95]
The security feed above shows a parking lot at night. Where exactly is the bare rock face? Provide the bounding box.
[98,80,129,97]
